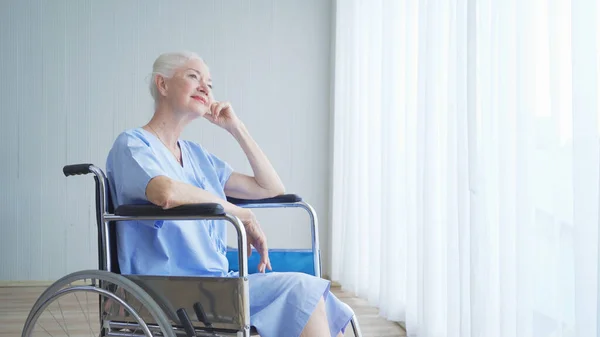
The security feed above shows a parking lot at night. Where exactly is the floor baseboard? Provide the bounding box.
[0,280,53,287]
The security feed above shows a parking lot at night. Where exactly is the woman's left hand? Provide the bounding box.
[204,101,242,133]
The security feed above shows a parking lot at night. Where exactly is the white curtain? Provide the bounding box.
[330,0,600,336]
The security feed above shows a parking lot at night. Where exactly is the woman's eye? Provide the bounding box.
[189,74,198,79]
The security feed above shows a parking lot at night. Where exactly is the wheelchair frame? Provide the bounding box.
[21,163,363,337]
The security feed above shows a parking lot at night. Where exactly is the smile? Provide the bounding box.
[191,96,207,105]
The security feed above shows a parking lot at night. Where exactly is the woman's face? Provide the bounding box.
[159,58,214,117]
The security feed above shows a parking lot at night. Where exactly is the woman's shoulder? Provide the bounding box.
[180,140,229,170]
[180,139,209,156]
[112,128,153,149]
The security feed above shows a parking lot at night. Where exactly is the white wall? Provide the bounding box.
[0,0,333,281]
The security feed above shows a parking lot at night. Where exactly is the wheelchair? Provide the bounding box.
[21,163,363,337]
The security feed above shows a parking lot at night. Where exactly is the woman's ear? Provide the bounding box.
[155,75,168,96]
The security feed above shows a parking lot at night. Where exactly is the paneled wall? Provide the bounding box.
[0,0,333,281]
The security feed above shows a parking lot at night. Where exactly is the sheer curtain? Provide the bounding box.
[330,0,599,336]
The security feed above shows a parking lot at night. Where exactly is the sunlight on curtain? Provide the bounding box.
[330,0,599,336]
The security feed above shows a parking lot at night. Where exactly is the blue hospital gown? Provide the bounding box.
[105,128,353,337]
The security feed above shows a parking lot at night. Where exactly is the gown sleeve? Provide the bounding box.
[107,131,167,207]
[206,151,234,189]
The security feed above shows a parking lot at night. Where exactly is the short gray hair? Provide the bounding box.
[149,51,203,102]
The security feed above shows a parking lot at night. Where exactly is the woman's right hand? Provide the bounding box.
[238,209,272,273]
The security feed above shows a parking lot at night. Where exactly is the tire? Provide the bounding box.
[22,269,176,337]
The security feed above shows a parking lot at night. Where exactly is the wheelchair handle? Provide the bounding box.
[63,164,94,176]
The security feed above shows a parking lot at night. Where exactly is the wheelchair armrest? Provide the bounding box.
[226,194,302,205]
[114,203,225,216]
[110,203,251,276]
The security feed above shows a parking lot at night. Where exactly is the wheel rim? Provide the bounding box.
[22,270,176,337]
[23,285,153,337]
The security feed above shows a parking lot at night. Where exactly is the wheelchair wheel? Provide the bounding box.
[22,269,175,337]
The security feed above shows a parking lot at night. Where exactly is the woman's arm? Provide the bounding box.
[224,123,285,199]
[147,175,244,214]
[146,175,272,272]
[204,101,285,200]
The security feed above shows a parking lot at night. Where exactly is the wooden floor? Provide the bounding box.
[330,286,406,337]
[0,285,405,337]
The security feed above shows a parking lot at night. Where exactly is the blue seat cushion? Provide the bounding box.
[227,248,316,276]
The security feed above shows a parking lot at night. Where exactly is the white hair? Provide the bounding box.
[149,51,203,102]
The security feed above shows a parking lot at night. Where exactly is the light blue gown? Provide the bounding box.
[106,128,353,337]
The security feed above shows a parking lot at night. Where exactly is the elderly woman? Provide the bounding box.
[105,51,353,337]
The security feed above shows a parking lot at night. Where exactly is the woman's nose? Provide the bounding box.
[197,81,209,92]
[196,83,208,93]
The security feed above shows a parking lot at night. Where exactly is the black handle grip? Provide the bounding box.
[176,308,196,337]
[226,194,302,205]
[63,164,93,177]
[193,302,211,327]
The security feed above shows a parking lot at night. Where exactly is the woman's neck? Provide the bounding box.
[144,107,189,150]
